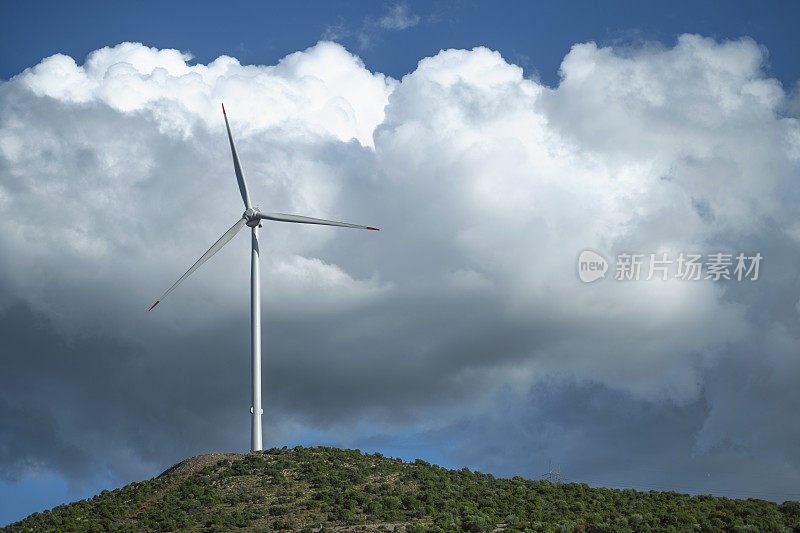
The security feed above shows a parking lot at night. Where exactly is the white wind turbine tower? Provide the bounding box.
[149,104,378,452]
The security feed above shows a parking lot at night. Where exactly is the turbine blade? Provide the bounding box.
[257,212,379,230]
[222,103,252,209]
[148,217,248,310]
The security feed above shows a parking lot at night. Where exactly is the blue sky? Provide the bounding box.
[1,0,800,527]
[2,0,799,87]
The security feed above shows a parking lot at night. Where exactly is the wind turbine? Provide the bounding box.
[149,104,378,452]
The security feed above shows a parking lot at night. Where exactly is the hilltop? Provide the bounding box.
[3,446,798,532]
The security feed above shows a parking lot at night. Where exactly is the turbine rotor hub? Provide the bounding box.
[244,207,261,227]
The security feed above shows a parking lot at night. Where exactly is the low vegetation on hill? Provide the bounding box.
[4,446,798,532]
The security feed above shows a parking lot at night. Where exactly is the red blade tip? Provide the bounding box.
[366,227,380,231]
[148,301,160,311]
[221,103,226,115]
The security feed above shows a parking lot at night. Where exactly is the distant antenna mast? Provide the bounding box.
[548,460,562,484]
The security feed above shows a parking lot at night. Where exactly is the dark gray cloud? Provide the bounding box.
[416,380,800,501]
[0,36,798,508]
